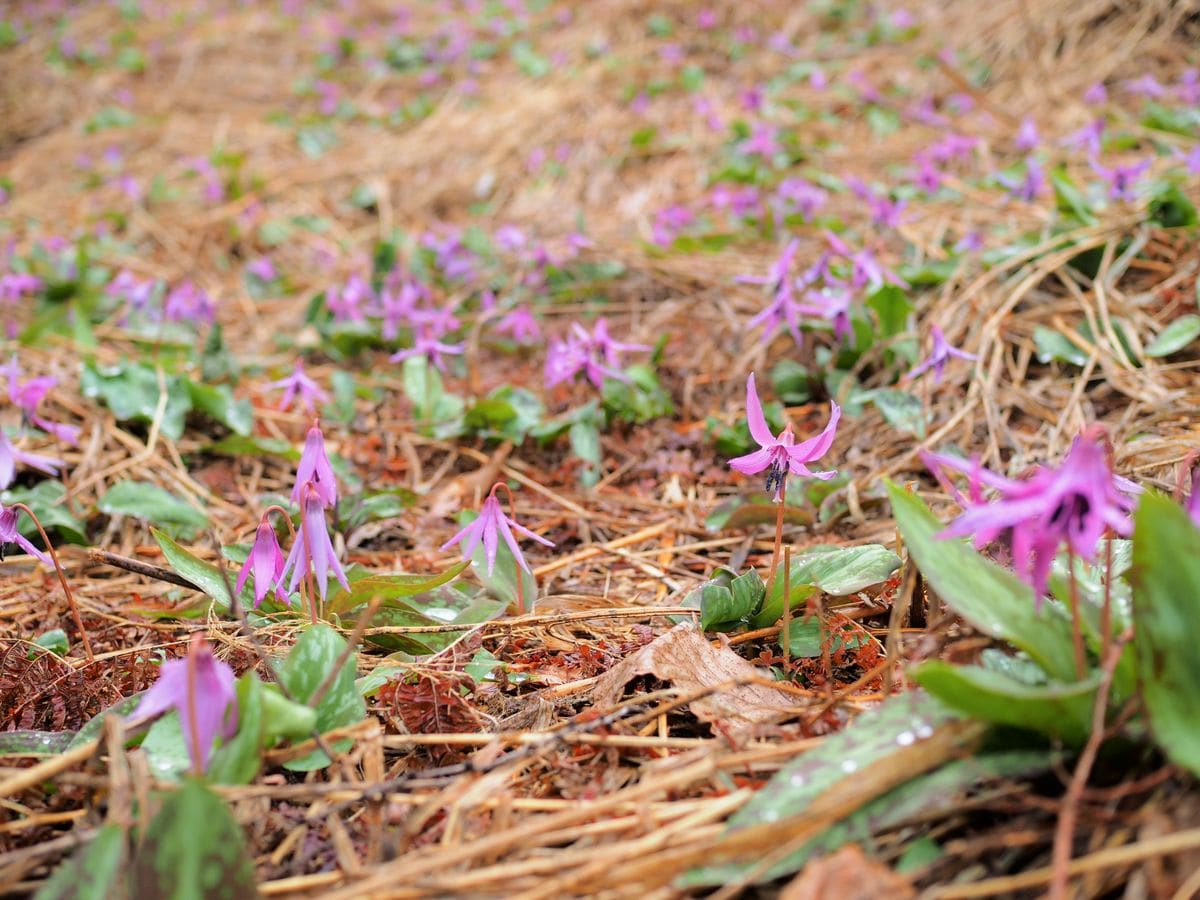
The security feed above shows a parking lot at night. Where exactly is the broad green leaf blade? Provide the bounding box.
[912,661,1098,746]
[152,529,256,614]
[100,482,209,540]
[184,380,253,436]
[684,691,973,886]
[2,481,87,544]
[886,483,1078,682]
[1131,493,1200,777]
[67,694,144,751]
[140,712,191,781]
[275,624,367,770]
[260,685,319,743]
[751,544,900,629]
[80,360,190,440]
[131,779,256,900]
[35,823,128,900]
[1144,315,1200,357]
[326,560,470,615]
[0,730,74,756]
[686,749,1047,886]
[206,674,265,786]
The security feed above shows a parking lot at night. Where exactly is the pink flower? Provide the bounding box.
[1015,117,1039,152]
[0,430,62,489]
[1090,157,1151,203]
[263,359,328,413]
[292,421,337,508]
[130,634,237,774]
[923,434,1138,600]
[389,330,465,372]
[235,516,287,608]
[728,373,840,501]
[0,504,50,565]
[441,485,554,575]
[495,306,541,343]
[283,481,350,603]
[906,325,977,384]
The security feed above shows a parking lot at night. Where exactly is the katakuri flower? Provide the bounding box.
[0,430,62,489]
[292,421,337,508]
[282,480,350,604]
[905,325,978,384]
[0,504,50,565]
[4,357,79,446]
[129,634,237,775]
[263,359,328,414]
[441,484,555,576]
[235,516,287,608]
[728,373,841,502]
[923,433,1138,600]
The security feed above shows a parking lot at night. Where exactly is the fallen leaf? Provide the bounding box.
[591,623,799,733]
[780,845,915,900]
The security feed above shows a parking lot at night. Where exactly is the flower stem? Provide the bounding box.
[185,634,203,778]
[1066,548,1087,680]
[765,477,787,594]
[781,545,792,667]
[13,503,93,662]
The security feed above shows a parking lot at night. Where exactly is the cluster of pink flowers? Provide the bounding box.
[544,318,649,391]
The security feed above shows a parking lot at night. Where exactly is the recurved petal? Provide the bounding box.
[744,373,775,447]
[788,401,841,461]
[729,446,774,475]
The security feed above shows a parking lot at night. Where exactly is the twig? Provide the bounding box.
[86,548,201,590]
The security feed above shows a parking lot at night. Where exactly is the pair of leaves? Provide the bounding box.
[37,780,256,900]
[81,359,251,441]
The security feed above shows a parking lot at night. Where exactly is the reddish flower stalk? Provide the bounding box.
[6,502,92,661]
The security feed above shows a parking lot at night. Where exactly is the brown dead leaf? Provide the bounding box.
[780,845,916,900]
[590,623,799,733]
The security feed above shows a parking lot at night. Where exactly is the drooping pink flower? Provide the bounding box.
[282,481,350,603]
[389,329,465,372]
[263,359,328,413]
[0,504,50,565]
[1083,82,1108,105]
[923,434,1138,600]
[130,634,237,775]
[292,421,337,508]
[906,325,977,384]
[441,484,554,575]
[0,430,62,489]
[1015,117,1040,152]
[235,516,287,608]
[5,357,79,445]
[728,373,840,501]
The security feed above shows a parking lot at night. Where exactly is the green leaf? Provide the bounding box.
[569,419,603,488]
[1033,326,1089,366]
[868,389,925,438]
[152,529,256,613]
[913,660,1097,745]
[140,712,192,781]
[327,560,469,615]
[204,434,300,461]
[275,624,367,770]
[31,629,69,657]
[131,778,256,900]
[36,823,128,900]
[1050,167,1096,225]
[1148,182,1198,229]
[865,285,913,338]
[886,483,1079,682]
[0,730,74,755]
[184,380,252,436]
[339,487,419,531]
[1131,493,1200,777]
[684,691,971,886]
[1,481,87,544]
[80,360,190,440]
[782,615,868,658]
[1144,314,1200,357]
[752,544,901,629]
[100,482,209,540]
[296,123,339,158]
[206,675,264,786]
[260,685,319,743]
[465,648,503,683]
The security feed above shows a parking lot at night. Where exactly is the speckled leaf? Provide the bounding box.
[684,691,969,886]
[140,712,191,781]
[1144,314,1200,357]
[0,730,74,756]
[275,624,366,770]
[751,544,900,629]
[887,483,1078,682]
[152,529,256,614]
[100,482,208,540]
[326,560,469,615]
[35,823,128,900]
[67,694,144,751]
[131,779,256,900]
[913,661,1098,746]
[1131,493,1200,777]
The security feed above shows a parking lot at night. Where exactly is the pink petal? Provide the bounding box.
[729,446,774,475]
[788,401,841,462]
[744,373,775,447]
